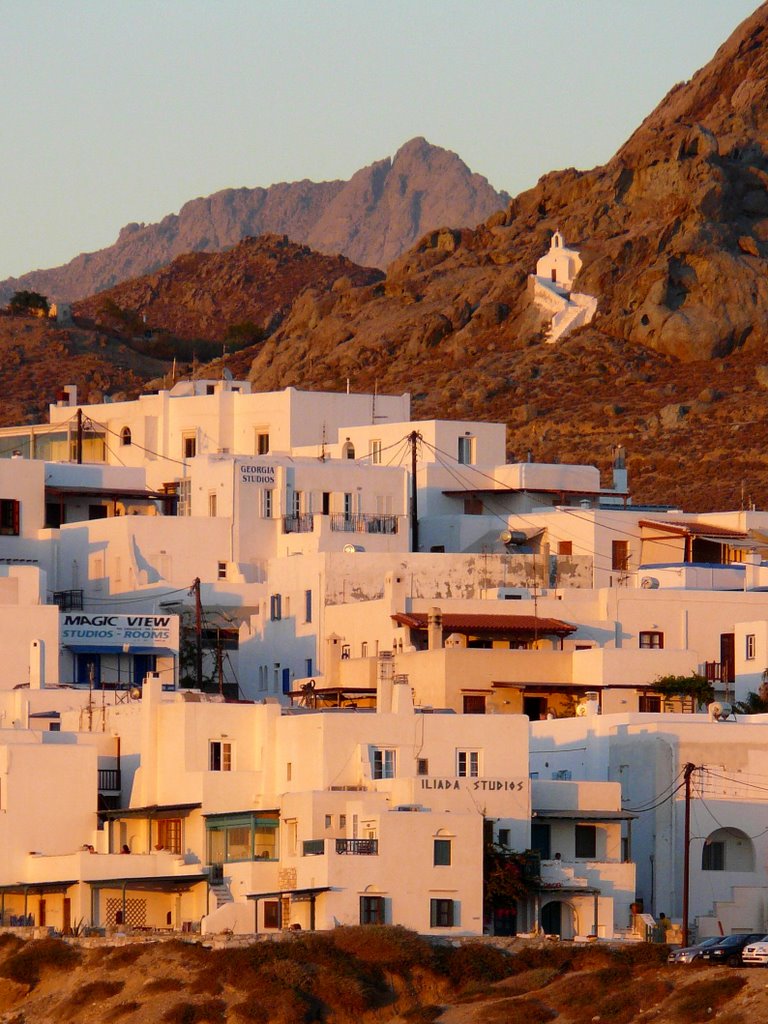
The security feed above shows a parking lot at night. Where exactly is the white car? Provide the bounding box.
[742,939,768,966]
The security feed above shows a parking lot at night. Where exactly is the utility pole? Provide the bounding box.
[409,431,421,553]
[190,578,203,689]
[682,762,696,948]
[76,408,83,464]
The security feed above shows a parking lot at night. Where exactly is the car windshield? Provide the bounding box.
[699,938,722,947]
[718,936,741,946]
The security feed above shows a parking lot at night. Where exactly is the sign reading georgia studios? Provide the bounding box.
[61,614,179,651]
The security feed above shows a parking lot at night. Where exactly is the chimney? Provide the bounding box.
[612,445,628,492]
[326,634,343,687]
[392,673,414,715]
[427,607,443,651]
[29,639,44,689]
[377,651,394,713]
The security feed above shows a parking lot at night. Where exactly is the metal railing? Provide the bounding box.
[283,514,315,534]
[330,514,398,535]
[51,589,84,610]
[98,768,121,792]
[336,838,378,855]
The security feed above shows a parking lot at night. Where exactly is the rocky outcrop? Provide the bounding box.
[73,235,384,343]
[0,139,508,303]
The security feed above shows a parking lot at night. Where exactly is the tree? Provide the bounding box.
[483,843,537,914]
[8,290,49,315]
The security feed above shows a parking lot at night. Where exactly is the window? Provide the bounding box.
[324,815,332,829]
[177,479,191,517]
[305,658,313,677]
[304,589,312,623]
[360,896,385,925]
[463,695,486,715]
[531,823,551,860]
[457,435,475,465]
[342,440,355,460]
[702,841,725,871]
[639,631,664,649]
[156,818,182,855]
[217,561,227,580]
[575,824,596,859]
[463,497,484,515]
[270,594,282,621]
[361,642,368,658]
[0,499,20,536]
[373,749,396,780]
[558,541,572,556]
[433,839,452,866]
[456,750,479,777]
[339,815,347,829]
[612,540,629,572]
[417,758,429,776]
[343,492,353,518]
[262,489,273,518]
[209,741,232,772]
[746,634,756,660]
[256,431,270,455]
[291,490,301,517]
[182,432,197,459]
[430,898,455,927]
[120,427,132,446]
[498,828,510,848]
[369,439,382,464]
[286,762,292,781]
[639,695,662,713]
[208,492,217,517]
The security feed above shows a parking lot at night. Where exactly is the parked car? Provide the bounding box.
[742,937,768,966]
[699,933,768,967]
[667,936,725,964]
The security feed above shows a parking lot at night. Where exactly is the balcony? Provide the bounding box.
[98,768,121,792]
[336,838,378,855]
[283,514,315,534]
[330,514,398,535]
[51,589,84,611]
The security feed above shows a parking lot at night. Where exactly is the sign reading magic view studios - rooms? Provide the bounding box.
[61,614,179,651]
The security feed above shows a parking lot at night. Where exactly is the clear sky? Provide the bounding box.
[0,0,759,281]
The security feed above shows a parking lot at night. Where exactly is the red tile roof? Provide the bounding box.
[391,612,575,637]
[639,519,748,539]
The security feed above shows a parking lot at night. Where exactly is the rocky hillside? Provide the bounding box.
[73,235,384,344]
[0,138,508,303]
[0,929,758,1024]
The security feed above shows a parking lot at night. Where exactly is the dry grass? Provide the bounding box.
[0,937,81,988]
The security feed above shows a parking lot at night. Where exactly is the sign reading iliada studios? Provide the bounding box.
[61,613,179,650]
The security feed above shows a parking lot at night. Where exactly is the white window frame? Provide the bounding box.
[369,439,382,464]
[372,748,396,780]
[457,435,475,465]
[456,749,480,777]
[209,740,232,772]
[746,634,756,660]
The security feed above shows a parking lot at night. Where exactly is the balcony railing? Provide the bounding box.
[51,589,84,610]
[336,838,378,855]
[330,514,398,535]
[303,839,325,856]
[283,514,315,534]
[98,768,121,792]
[705,661,734,684]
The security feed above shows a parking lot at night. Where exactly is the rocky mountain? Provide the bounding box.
[0,138,508,303]
[73,234,384,344]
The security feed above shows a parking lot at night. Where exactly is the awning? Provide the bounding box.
[63,645,176,656]
[88,874,206,893]
[0,881,77,895]
[247,886,331,901]
[100,803,201,820]
[532,809,637,821]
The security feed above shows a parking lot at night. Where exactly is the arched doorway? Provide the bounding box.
[541,899,576,939]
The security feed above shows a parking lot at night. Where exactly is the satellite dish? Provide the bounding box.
[640,577,659,589]
[708,701,733,721]
[575,703,588,716]
[129,687,142,701]
[343,544,357,554]
[499,530,513,545]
